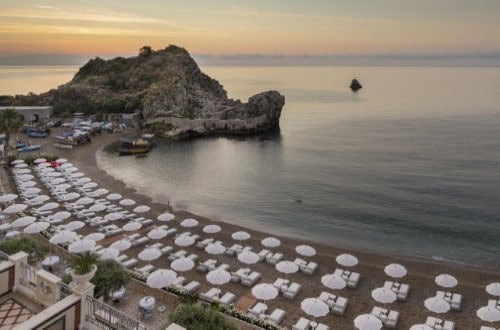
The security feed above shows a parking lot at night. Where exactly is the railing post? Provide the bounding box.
[8,251,29,293]
[70,281,95,330]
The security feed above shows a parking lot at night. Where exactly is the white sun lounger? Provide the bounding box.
[248,302,267,318]
[384,281,410,301]
[292,317,329,330]
[121,258,138,268]
[267,309,286,325]
[426,316,455,330]
[282,282,301,299]
[334,268,360,289]
[436,290,462,311]
[241,271,261,286]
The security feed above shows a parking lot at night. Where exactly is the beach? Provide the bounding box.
[8,127,499,329]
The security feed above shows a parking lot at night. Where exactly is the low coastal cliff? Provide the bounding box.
[1,45,285,139]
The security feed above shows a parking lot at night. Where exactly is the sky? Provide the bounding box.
[1,0,500,60]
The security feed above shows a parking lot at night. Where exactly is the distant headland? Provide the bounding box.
[0,45,285,139]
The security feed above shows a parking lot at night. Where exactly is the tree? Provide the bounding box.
[0,108,23,163]
[139,46,153,57]
[91,259,130,300]
[169,303,238,330]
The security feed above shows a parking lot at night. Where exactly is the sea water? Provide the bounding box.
[2,65,499,268]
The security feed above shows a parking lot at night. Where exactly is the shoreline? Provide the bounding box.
[11,128,499,328]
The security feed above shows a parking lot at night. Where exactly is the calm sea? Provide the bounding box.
[2,65,500,268]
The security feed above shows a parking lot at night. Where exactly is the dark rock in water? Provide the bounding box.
[294,199,303,204]
[350,79,362,92]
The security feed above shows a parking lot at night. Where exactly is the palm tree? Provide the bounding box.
[0,108,24,163]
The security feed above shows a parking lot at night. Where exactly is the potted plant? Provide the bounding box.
[69,251,99,288]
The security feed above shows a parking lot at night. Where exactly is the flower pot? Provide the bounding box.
[70,264,97,289]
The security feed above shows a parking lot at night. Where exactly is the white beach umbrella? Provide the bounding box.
[354,314,384,330]
[64,167,78,173]
[106,193,122,201]
[133,205,150,213]
[147,269,177,289]
[157,212,175,222]
[409,324,433,330]
[119,199,136,206]
[40,166,54,172]
[296,244,316,257]
[82,182,98,189]
[70,172,84,178]
[20,181,37,188]
[58,162,73,168]
[203,224,221,234]
[3,203,27,214]
[0,223,11,231]
[99,248,120,260]
[424,297,450,317]
[435,274,458,288]
[11,216,37,228]
[17,174,34,181]
[301,298,329,325]
[262,237,281,248]
[238,251,259,265]
[372,287,397,307]
[24,187,41,195]
[336,253,358,267]
[14,163,28,168]
[50,211,71,222]
[34,158,47,164]
[50,231,78,244]
[180,218,198,228]
[321,274,347,290]
[232,231,251,241]
[53,183,70,190]
[206,269,231,286]
[24,221,50,234]
[65,221,85,231]
[486,283,500,297]
[56,158,68,163]
[5,230,20,238]
[122,221,142,231]
[0,194,18,203]
[11,159,24,165]
[76,197,94,205]
[205,242,226,255]
[29,195,49,204]
[110,239,132,251]
[84,232,105,242]
[63,192,80,202]
[175,235,195,247]
[477,306,500,325]
[38,162,51,168]
[104,213,122,221]
[171,257,195,273]
[47,171,62,177]
[138,247,161,261]
[252,283,279,301]
[92,188,109,196]
[148,228,168,240]
[89,204,106,212]
[38,202,59,212]
[385,263,407,282]
[14,169,31,174]
[68,239,96,253]
[276,261,299,278]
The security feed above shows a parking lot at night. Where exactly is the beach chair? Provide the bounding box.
[165,228,177,237]
[385,310,399,329]
[196,238,214,249]
[332,296,348,316]
[231,268,250,283]
[248,302,267,318]
[283,282,301,299]
[267,309,286,325]
[133,236,150,246]
[136,264,155,276]
[334,268,360,289]
[149,242,164,249]
[217,292,236,305]
[436,290,462,311]
[141,219,154,226]
[384,281,409,301]
[257,248,270,261]
[167,250,187,261]
[160,246,173,255]
[488,299,500,309]
[197,259,217,272]
[172,276,186,288]
[425,316,455,330]
[273,278,289,291]
[303,261,318,275]
[182,281,201,293]
[226,244,242,256]
[121,258,138,268]
[266,252,284,265]
[241,271,261,286]
[200,288,221,302]
[116,255,128,263]
[186,253,198,262]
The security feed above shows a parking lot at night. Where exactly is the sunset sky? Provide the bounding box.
[1,0,500,58]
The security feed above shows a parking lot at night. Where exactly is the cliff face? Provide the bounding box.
[26,45,285,138]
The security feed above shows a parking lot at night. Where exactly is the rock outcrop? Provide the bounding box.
[4,45,285,139]
[350,78,362,92]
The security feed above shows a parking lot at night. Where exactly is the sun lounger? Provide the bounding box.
[257,249,270,261]
[231,268,250,283]
[267,309,286,325]
[226,244,242,256]
[248,302,267,318]
[384,281,409,301]
[149,242,164,249]
[132,236,150,246]
[197,259,217,272]
[283,282,301,299]
[196,238,214,249]
[135,264,155,276]
[186,253,198,262]
[121,258,138,268]
[436,290,462,311]
[167,250,187,261]
[241,271,261,286]
[292,317,330,330]
[426,316,455,330]
[165,228,177,237]
[334,268,360,289]
[273,278,289,291]
[266,252,284,265]
[160,246,173,255]
[217,292,236,305]
[172,276,186,287]
[181,281,200,293]
[116,255,128,262]
[140,219,154,226]
[332,296,348,316]
[200,288,221,302]
[488,299,500,310]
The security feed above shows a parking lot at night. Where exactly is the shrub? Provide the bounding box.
[168,303,238,330]
[71,251,98,275]
[0,237,49,261]
[91,259,130,300]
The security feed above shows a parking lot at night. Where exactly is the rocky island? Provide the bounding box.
[2,45,285,139]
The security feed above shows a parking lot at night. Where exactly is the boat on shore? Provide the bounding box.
[118,133,155,156]
[18,144,42,153]
[27,127,50,138]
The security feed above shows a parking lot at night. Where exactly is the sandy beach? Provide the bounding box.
[9,128,499,329]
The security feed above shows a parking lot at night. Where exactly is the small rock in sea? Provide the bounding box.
[295,199,303,204]
[350,79,362,92]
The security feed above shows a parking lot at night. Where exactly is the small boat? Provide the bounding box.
[118,134,155,156]
[18,144,42,153]
[54,143,73,150]
[27,128,50,138]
